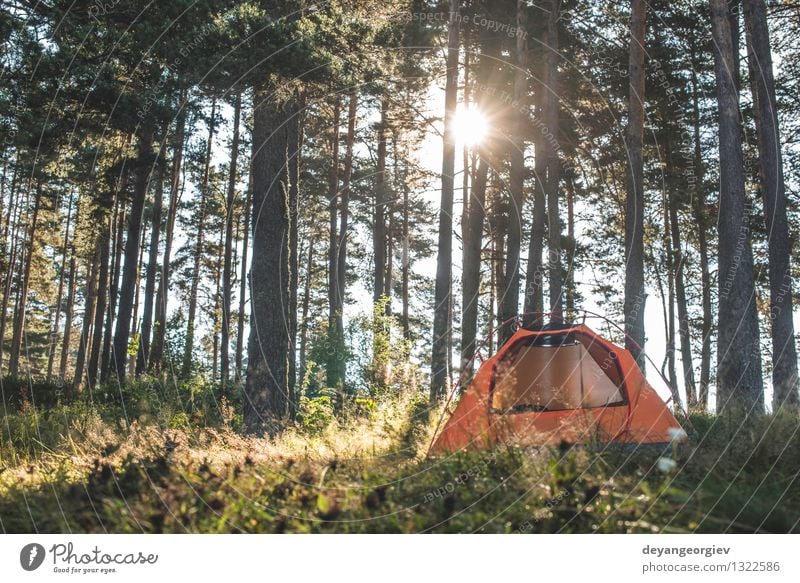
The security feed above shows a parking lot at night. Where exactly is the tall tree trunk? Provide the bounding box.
[87,208,112,390]
[128,220,147,377]
[112,126,153,382]
[491,176,507,334]
[501,0,529,339]
[235,167,252,381]
[101,190,126,382]
[524,34,548,326]
[212,228,224,382]
[8,185,40,375]
[689,40,713,408]
[326,98,341,388]
[48,190,75,379]
[298,239,313,387]
[623,0,648,369]
[59,253,77,380]
[545,0,563,322]
[0,179,23,373]
[729,0,741,93]
[401,151,411,341]
[743,0,799,408]
[565,177,576,313]
[665,138,698,405]
[660,130,697,405]
[102,141,131,383]
[386,206,394,314]
[669,200,697,406]
[662,188,679,399]
[152,93,188,372]
[74,253,98,388]
[0,157,9,239]
[460,37,471,265]
[183,97,216,377]
[137,154,166,376]
[461,146,489,375]
[221,92,242,385]
[431,0,460,401]
[244,86,294,432]
[287,90,304,417]
[374,98,389,304]
[710,0,764,415]
[488,230,496,357]
[373,97,390,390]
[331,91,356,389]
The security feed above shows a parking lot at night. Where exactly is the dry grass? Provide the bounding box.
[1,387,798,533]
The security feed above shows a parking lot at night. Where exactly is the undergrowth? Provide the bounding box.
[0,376,798,533]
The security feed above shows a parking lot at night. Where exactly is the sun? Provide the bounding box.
[453,105,488,148]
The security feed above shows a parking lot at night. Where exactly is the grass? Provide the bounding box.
[1,377,799,533]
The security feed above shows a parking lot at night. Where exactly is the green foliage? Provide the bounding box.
[349,296,418,396]
[2,394,798,533]
[297,390,336,433]
[0,374,76,409]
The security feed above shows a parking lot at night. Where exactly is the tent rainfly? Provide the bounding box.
[430,323,684,454]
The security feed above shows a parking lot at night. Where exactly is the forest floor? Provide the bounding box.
[1,378,799,533]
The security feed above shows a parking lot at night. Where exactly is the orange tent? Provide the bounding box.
[430,323,683,454]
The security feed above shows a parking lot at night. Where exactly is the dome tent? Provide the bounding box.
[429,320,684,454]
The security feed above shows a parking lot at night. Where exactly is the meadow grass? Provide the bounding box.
[1,378,798,533]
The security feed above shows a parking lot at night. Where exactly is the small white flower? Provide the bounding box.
[667,427,688,442]
[657,457,678,473]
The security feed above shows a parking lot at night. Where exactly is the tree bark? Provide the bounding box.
[501,0,529,338]
[100,181,126,383]
[235,167,252,381]
[661,186,679,400]
[221,92,242,385]
[331,91,356,388]
[710,0,764,415]
[128,217,147,377]
[48,190,75,379]
[431,0,460,401]
[565,176,576,313]
[623,0,648,369]
[545,0,563,323]
[298,238,313,388]
[59,253,77,380]
[287,90,304,417]
[662,133,697,406]
[373,97,390,389]
[401,149,411,341]
[244,86,294,432]
[182,97,216,377]
[74,252,98,388]
[87,209,112,390]
[0,180,23,373]
[374,97,389,304]
[8,185,40,375]
[524,28,548,326]
[326,98,341,387]
[8,185,42,375]
[689,40,713,408]
[151,92,188,372]
[461,145,489,375]
[112,125,153,382]
[212,227,224,382]
[137,153,166,376]
[743,0,799,408]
